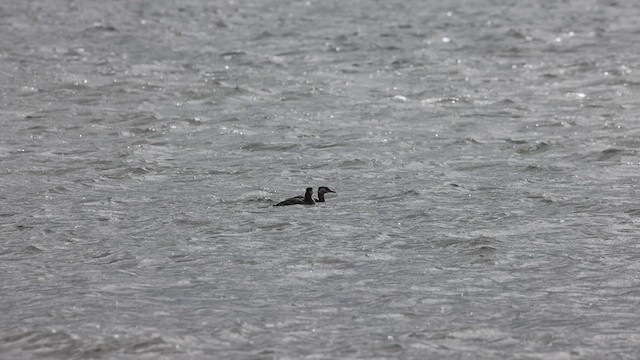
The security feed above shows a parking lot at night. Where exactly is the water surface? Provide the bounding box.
[2,0,640,358]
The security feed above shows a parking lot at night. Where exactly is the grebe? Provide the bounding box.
[315,186,336,202]
[273,187,315,206]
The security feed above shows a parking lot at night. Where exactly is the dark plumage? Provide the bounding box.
[273,187,315,206]
[314,186,336,202]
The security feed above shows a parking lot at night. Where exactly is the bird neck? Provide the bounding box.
[304,191,313,203]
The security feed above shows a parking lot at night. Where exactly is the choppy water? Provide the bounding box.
[2,0,640,359]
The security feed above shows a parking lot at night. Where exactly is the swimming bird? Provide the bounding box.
[315,186,336,203]
[273,187,315,206]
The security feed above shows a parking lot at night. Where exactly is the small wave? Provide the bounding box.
[577,148,634,163]
[47,185,72,194]
[103,166,152,179]
[23,245,45,254]
[370,189,420,201]
[597,148,625,161]
[451,137,481,145]
[503,138,528,145]
[515,141,551,155]
[238,190,275,204]
[338,158,370,168]
[239,142,299,151]
[624,209,640,217]
[311,142,344,149]
[219,51,246,59]
[83,23,118,35]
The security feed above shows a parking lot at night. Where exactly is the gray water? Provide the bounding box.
[2,0,640,359]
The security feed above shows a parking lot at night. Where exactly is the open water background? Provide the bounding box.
[2,0,640,358]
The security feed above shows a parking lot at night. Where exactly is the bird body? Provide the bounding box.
[273,187,315,206]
